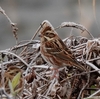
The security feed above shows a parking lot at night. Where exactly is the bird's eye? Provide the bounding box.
[45,32,55,38]
[45,32,49,35]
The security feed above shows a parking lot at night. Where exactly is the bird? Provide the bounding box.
[39,20,86,78]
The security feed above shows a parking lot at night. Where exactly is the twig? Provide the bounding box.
[77,73,90,99]
[0,61,5,89]
[86,61,100,74]
[88,56,100,62]
[24,51,41,75]
[86,89,100,98]
[31,22,46,40]
[37,95,50,99]
[0,88,11,99]
[55,22,94,39]
[45,78,56,96]
[60,68,100,83]
[0,6,18,44]
[0,50,29,67]
[11,40,40,50]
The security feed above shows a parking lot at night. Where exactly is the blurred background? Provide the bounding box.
[0,0,100,50]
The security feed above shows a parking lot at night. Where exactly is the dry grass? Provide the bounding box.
[0,6,100,99]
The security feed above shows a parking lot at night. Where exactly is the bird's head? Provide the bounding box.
[39,30,57,42]
[39,24,58,43]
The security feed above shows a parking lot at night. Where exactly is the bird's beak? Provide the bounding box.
[38,34,42,37]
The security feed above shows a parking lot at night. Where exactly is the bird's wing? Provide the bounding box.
[50,41,84,69]
[45,38,75,61]
[45,38,86,71]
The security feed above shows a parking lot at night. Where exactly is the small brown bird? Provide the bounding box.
[39,20,86,77]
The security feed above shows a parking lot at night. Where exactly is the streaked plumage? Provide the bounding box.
[39,21,86,72]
